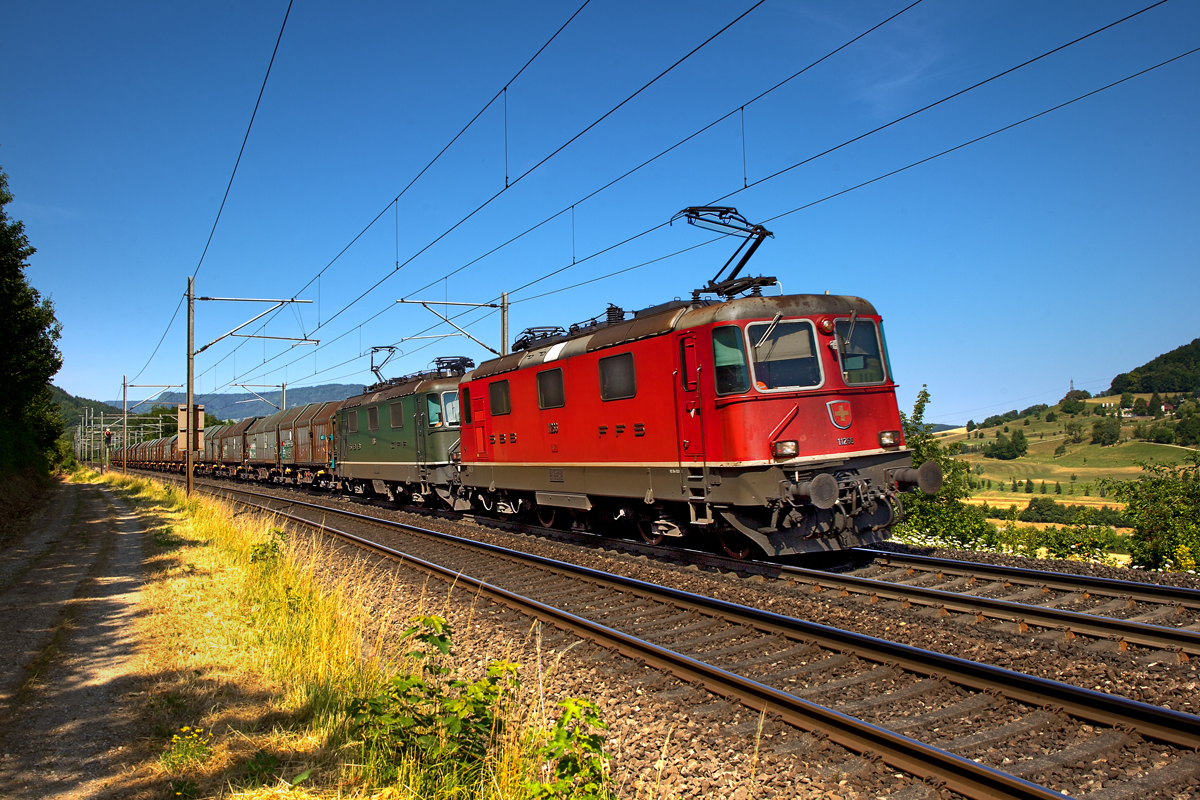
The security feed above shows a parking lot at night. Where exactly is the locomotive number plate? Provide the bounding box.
[837,437,854,446]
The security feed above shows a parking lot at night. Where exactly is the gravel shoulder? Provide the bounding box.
[0,480,151,799]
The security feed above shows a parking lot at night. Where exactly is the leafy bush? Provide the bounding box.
[346,616,613,797]
[1103,454,1200,571]
[892,386,995,547]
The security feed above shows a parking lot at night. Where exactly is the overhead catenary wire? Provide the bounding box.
[206,3,1183,397]
[198,0,769,391]
[273,44,1200,393]
[127,0,294,383]
[194,0,594,386]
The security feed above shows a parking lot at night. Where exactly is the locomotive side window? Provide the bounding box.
[426,394,444,427]
[679,340,698,391]
[489,380,512,416]
[599,352,636,401]
[389,402,404,429]
[747,320,822,390]
[443,392,460,426]
[537,368,565,409]
[712,326,749,395]
[835,319,886,384]
[461,387,472,423]
[347,409,359,433]
[367,406,379,431]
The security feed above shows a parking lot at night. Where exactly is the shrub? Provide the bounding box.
[1104,453,1200,571]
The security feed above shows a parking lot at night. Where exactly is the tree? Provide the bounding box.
[1,167,64,473]
[1046,411,1057,423]
[1024,479,1033,494]
[1054,481,1062,494]
[966,419,976,433]
[1011,476,1018,492]
[1010,429,1029,456]
[1061,398,1086,415]
[1121,391,1135,409]
[1150,392,1163,418]
[1133,397,1149,416]
[1039,480,1046,494]
[892,385,992,545]
[1091,417,1121,446]
[1104,453,1200,570]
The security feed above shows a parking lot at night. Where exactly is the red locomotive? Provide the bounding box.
[455,207,940,557]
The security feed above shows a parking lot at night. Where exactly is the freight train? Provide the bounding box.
[117,208,940,558]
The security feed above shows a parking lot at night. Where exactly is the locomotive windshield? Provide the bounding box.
[443,392,460,426]
[746,320,821,390]
[426,394,443,427]
[834,319,886,384]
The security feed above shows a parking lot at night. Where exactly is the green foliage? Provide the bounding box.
[161,726,214,771]
[1103,453,1200,571]
[241,750,280,786]
[528,699,614,800]
[249,528,287,563]
[1064,421,1086,443]
[983,428,1028,460]
[0,167,64,474]
[1060,399,1086,415]
[1091,417,1121,446]
[346,615,613,797]
[347,616,520,780]
[892,386,994,546]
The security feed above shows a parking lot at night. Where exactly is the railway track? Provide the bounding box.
[143,472,1200,799]
[172,468,1200,661]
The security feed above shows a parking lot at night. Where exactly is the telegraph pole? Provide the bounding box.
[123,376,127,474]
[500,292,509,356]
[183,278,314,496]
[186,276,195,496]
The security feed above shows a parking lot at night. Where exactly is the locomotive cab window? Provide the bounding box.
[834,319,886,385]
[712,326,749,395]
[461,387,472,423]
[599,352,636,401]
[346,409,359,433]
[367,406,379,431]
[389,402,404,429]
[537,368,565,409]
[489,380,511,416]
[747,319,821,391]
[442,391,460,426]
[426,394,444,427]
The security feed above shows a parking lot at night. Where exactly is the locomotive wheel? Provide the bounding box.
[717,527,754,560]
[536,506,556,528]
[637,517,664,545]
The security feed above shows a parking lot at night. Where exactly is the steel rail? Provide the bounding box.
[773,562,1200,658]
[855,548,1200,608]
[225,493,1067,800]
[202,481,1200,752]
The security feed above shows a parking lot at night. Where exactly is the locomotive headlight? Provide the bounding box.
[878,430,901,448]
[773,440,799,459]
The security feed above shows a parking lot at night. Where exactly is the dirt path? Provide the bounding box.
[0,480,150,799]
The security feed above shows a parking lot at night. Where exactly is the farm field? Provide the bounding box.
[933,393,1195,496]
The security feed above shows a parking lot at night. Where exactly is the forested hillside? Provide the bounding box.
[50,385,121,434]
[1110,338,1200,394]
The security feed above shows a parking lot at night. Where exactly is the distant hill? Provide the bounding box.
[929,423,960,433]
[106,383,363,421]
[1110,338,1200,395]
[51,385,122,434]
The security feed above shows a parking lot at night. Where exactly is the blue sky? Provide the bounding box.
[3,0,1197,423]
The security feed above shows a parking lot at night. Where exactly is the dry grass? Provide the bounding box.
[92,472,607,800]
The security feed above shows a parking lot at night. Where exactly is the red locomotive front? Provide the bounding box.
[456,207,940,557]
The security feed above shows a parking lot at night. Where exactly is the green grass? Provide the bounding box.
[942,407,1194,491]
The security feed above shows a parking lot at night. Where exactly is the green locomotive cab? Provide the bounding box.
[335,357,473,508]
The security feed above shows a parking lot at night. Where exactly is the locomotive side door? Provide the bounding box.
[415,402,428,478]
[675,333,705,463]
[471,390,490,460]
